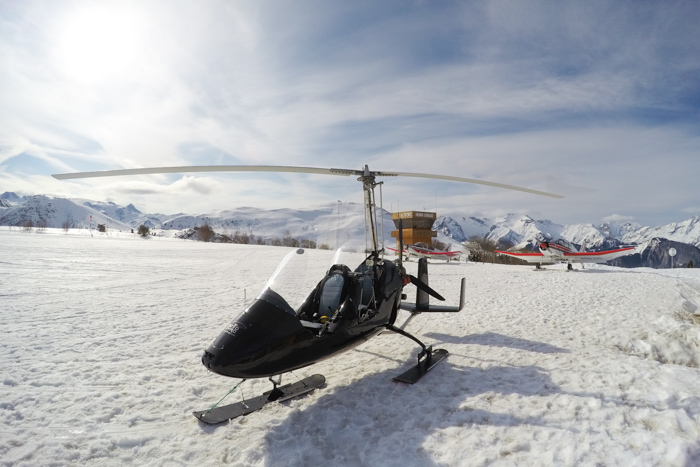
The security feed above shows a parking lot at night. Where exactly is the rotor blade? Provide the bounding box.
[52,165,361,180]
[409,275,445,301]
[51,164,563,198]
[382,170,563,199]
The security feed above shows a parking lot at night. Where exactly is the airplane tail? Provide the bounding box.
[446,243,452,252]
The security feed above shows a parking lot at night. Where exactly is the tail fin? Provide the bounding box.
[415,257,429,311]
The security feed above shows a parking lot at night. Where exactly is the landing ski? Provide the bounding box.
[193,374,325,425]
[393,348,448,384]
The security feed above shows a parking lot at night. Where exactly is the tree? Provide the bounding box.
[464,235,525,265]
[465,235,498,263]
[300,238,317,249]
[282,230,299,247]
[137,224,150,236]
[196,223,215,242]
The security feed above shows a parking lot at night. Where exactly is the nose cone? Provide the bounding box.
[201,296,312,379]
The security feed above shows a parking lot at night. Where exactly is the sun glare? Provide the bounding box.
[54,6,145,84]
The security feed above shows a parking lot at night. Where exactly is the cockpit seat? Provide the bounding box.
[318,273,345,318]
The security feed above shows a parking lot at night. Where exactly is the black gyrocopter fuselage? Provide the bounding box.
[201,251,406,379]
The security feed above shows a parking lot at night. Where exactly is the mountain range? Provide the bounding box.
[2,191,699,268]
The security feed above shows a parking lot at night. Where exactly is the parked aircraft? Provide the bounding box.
[388,242,462,262]
[495,234,637,270]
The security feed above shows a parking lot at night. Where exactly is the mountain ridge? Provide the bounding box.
[2,192,700,267]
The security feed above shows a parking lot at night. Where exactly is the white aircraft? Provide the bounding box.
[387,242,462,262]
[495,234,638,270]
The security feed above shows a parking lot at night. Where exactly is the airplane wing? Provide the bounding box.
[494,250,550,264]
[563,246,637,263]
[496,246,638,264]
[425,250,461,258]
[407,245,461,260]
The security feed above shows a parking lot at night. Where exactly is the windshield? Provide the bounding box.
[257,245,367,312]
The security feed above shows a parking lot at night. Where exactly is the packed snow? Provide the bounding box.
[2,228,700,466]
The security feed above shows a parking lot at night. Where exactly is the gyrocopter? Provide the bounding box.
[53,164,563,424]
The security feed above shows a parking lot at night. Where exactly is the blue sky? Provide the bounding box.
[1,0,700,226]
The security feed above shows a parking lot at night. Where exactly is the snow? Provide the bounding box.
[2,228,700,466]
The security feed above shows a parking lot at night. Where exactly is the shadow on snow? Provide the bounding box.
[425,331,570,354]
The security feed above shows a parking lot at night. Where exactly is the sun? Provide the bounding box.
[53,5,145,84]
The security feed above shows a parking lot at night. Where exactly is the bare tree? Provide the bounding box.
[196,224,215,242]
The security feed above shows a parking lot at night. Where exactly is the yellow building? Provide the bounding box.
[390,211,436,250]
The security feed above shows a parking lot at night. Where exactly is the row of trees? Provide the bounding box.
[191,224,330,249]
[463,236,529,265]
[20,219,48,232]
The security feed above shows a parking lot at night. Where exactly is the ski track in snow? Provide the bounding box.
[2,229,700,466]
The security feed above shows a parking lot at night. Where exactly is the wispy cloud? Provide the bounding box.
[1,0,700,226]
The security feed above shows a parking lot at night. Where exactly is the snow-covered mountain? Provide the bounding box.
[73,199,174,228]
[3,192,700,267]
[0,195,132,231]
[161,202,398,250]
[437,213,700,250]
[436,214,620,250]
[610,237,700,269]
[0,191,27,204]
[621,215,700,247]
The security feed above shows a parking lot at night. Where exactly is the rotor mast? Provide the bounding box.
[358,165,380,254]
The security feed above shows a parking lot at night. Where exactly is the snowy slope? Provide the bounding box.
[3,192,700,251]
[435,215,491,242]
[2,229,700,466]
[0,191,26,204]
[72,199,173,229]
[0,195,131,231]
[440,213,700,250]
[623,215,700,248]
[438,214,614,252]
[161,202,398,250]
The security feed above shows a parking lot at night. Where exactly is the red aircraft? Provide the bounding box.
[495,235,638,270]
[388,242,462,262]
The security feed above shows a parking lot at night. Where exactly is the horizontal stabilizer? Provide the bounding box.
[400,278,465,313]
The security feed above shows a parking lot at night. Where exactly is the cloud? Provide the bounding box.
[602,214,636,223]
[2,0,700,226]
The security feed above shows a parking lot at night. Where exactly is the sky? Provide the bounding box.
[1,0,700,227]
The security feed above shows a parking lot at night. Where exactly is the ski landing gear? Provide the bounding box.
[193,374,325,425]
[393,348,449,384]
[385,324,449,384]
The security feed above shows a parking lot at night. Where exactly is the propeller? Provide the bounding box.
[408,275,445,301]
